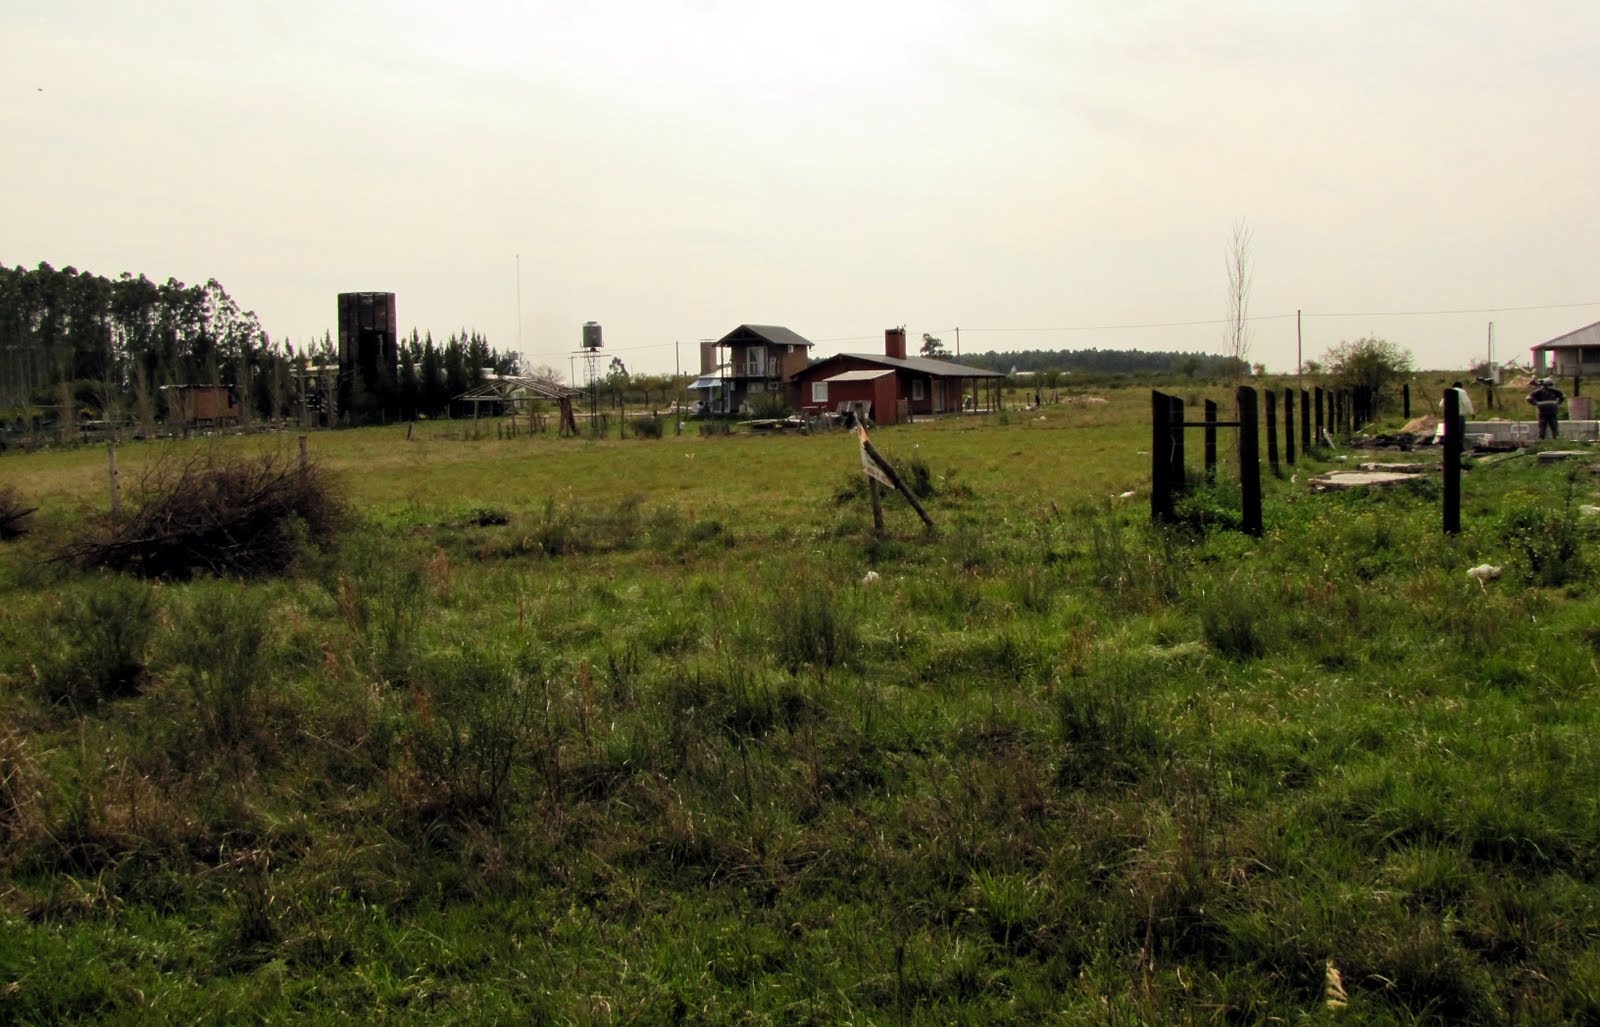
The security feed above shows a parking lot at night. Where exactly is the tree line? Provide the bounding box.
[959,347,1250,380]
[0,261,518,430]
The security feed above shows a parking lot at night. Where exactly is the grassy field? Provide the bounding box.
[2,379,1597,1024]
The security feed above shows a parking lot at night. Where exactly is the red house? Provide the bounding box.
[790,329,1004,425]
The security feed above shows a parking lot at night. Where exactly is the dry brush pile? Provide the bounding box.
[62,452,346,579]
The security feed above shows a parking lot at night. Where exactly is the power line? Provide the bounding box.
[1304,300,1600,318]
[932,299,1600,337]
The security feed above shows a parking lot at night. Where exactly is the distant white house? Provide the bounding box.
[1532,320,1600,377]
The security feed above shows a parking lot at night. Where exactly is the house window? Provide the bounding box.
[912,379,925,401]
[746,349,766,376]
[812,381,829,404]
[748,381,766,393]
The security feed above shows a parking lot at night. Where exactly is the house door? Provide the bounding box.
[933,379,945,413]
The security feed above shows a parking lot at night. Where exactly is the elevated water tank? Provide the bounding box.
[581,321,603,350]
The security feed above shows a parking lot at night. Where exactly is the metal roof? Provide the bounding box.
[715,324,816,349]
[820,353,1005,378]
[824,368,896,382]
[454,375,580,402]
[1532,320,1600,350]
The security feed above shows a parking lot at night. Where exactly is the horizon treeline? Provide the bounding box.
[961,347,1249,379]
[0,261,518,428]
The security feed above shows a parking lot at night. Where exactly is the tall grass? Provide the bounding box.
[0,398,1597,1022]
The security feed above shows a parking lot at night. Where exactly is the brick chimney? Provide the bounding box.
[885,327,907,360]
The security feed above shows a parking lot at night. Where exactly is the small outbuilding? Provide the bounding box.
[161,384,238,426]
[1532,320,1600,378]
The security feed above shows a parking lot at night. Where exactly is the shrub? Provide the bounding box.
[1500,501,1588,587]
[164,585,275,750]
[632,414,665,439]
[34,575,159,707]
[0,486,36,540]
[404,646,539,823]
[63,451,346,579]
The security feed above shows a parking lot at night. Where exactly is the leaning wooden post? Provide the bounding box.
[1443,389,1461,534]
[107,441,121,517]
[1203,398,1218,484]
[1237,386,1262,536]
[1265,389,1280,476]
[298,434,309,474]
[1314,387,1325,446]
[1151,391,1173,523]
[868,478,885,536]
[1283,387,1296,466]
[859,426,934,533]
[1403,382,1411,419]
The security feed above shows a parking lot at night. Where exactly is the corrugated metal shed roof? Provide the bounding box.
[455,375,580,402]
[824,368,895,382]
[1532,320,1600,350]
[828,353,1006,378]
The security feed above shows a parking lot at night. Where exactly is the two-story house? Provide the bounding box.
[712,324,815,413]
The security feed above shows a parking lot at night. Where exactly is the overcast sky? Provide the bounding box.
[5,1,1597,376]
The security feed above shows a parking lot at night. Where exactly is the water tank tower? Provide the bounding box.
[582,321,603,350]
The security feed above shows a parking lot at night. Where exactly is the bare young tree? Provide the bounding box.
[1224,220,1253,378]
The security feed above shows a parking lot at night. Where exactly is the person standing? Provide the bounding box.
[1528,378,1566,440]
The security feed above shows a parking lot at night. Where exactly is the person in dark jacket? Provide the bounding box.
[1528,379,1565,440]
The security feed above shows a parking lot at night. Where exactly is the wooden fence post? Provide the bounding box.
[1443,390,1461,534]
[1403,382,1411,419]
[107,441,121,517]
[1237,386,1262,536]
[1265,389,1279,476]
[1204,399,1218,484]
[1152,391,1170,522]
[1283,387,1296,466]
[1314,387,1324,446]
[299,434,309,474]
[1301,388,1311,453]
[1168,394,1186,494]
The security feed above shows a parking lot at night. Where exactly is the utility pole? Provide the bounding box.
[1296,309,1303,383]
[515,253,522,356]
[955,326,960,357]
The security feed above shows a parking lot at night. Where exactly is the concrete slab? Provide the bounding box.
[1309,470,1425,492]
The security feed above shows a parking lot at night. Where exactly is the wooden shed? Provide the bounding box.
[161,385,238,426]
